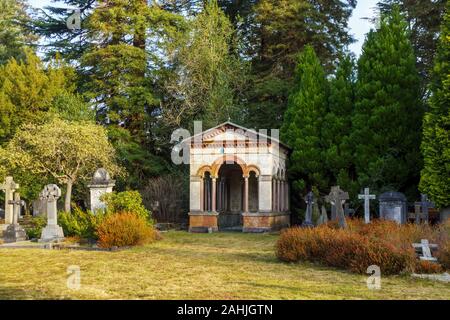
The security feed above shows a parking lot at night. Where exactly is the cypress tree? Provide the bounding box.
[419,2,450,209]
[352,7,422,197]
[281,45,329,194]
[323,55,358,197]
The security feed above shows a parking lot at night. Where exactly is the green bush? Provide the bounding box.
[58,206,104,240]
[101,191,152,222]
[25,216,47,239]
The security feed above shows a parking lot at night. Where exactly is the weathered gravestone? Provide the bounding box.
[358,187,376,224]
[40,184,64,242]
[302,191,314,227]
[379,191,407,224]
[87,168,115,213]
[412,239,438,262]
[0,176,19,225]
[344,203,355,218]
[4,192,27,242]
[414,194,435,224]
[325,186,349,229]
[316,206,329,226]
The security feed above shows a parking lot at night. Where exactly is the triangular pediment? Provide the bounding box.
[183,121,291,151]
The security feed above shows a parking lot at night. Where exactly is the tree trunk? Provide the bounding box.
[65,179,73,213]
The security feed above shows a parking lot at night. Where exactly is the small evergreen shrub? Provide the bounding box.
[101,191,151,221]
[24,216,47,239]
[96,212,158,248]
[58,206,104,240]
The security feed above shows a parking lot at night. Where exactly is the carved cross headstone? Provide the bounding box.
[302,191,314,227]
[325,186,349,229]
[7,192,24,225]
[412,239,438,262]
[39,184,64,242]
[419,194,435,224]
[4,192,27,242]
[358,187,376,224]
[0,176,19,225]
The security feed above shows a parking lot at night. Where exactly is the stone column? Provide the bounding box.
[244,176,249,213]
[211,177,217,212]
[200,176,204,212]
[277,180,281,212]
[280,181,284,212]
[284,181,289,212]
[272,179,276,212]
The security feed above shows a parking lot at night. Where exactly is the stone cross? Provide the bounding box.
[325,186,349,229]
[358,187,376,224]
[39,184,64,242]
[417,194,435,224]
[0,176,19,225]
[412,239,438,262]
[302,191,314,227]
[7,192,24,225]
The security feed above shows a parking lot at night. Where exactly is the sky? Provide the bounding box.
[28,0,379,57]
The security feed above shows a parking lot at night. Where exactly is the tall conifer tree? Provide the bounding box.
[352,7,422,197]
[419,2,450,209]
[281,46,329,194]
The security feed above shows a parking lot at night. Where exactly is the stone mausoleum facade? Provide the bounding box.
[185,122,291,233]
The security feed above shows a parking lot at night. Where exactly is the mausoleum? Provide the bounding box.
[185,121,291,232]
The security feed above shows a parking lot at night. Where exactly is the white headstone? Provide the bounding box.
[88,168,115,213]
[39,184,64,242]
[358,187,376,224]
[0,176,19,225]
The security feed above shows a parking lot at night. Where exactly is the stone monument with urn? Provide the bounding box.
[88,168,115,213]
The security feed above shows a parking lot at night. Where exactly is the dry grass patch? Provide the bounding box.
[0,231,449,300]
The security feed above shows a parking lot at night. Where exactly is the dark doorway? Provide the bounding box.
[217,162,243,231]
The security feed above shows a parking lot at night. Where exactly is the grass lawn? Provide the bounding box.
[0,231,449,300]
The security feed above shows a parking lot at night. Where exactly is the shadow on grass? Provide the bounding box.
[0,286,59,300]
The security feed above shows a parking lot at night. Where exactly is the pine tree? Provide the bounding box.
[281,46,329,194]
[352,7,422,197]
[419,2,450,209]
[81,1,182,187]
[31,0,96,61]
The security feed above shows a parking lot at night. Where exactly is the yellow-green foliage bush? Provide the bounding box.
[58,206,105,240]
[276,219,449,275]
[96,212,158,248]
[101,191,151,221]
[24,215,47,239]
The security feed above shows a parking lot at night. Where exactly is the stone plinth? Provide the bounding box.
[242,212,290,233]
[188,212,219,233]
[4,224,27,243]
[40,224,64,242]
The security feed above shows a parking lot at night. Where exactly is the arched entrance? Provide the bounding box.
[217,162,244,231]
